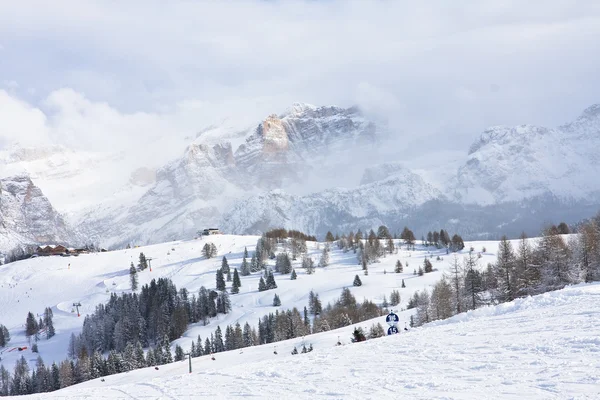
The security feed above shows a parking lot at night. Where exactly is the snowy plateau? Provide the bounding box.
[0,235,598,399]
[3,102,600,253]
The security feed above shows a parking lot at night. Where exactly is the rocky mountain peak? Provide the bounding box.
[468,125,551,155]
[0,174,79,254]
[559,103,600,139]
[258,114,289,154]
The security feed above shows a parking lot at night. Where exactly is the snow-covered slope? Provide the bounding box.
[0,175,79,255]
[15,279,600,398]
[452,104,600,205]
[0,233,506,375]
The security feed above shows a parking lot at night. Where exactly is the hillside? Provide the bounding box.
[10,283,600,399]
[0,234,451,373]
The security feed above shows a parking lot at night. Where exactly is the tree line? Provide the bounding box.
[408,220,599,327]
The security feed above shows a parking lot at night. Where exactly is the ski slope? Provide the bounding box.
[1,234,464,371]
[2,235,598,398]
[11,283,600,399]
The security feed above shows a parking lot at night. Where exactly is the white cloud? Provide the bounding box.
[0,90,50,147]
[0,0,598,153]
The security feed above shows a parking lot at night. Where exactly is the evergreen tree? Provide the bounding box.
[258,277,267,292]
[174,345,185,361]
[213,326,225,353]
[250,253,260,273]
[395,260,403,273]
[139,252,148,270]
[318,245,330,267]
[266,270,277,289]
[240,256,250,276]
[423,258,433,273]
[368,323,386,338]
[25,311,38,341]
[129,265,138,291]
[162,336,173,364]
[302,256,315,275]
[10,356,30,396]
[221,256,230,275]
[325,231,335,242]
[275,252,292,274]
[290,269,297,280]
[0,324,9,347]
[216,269,226,291]
[353,274,362,286]
[231,269,241,294]
[272,294,281,306]
[43,307,55,339]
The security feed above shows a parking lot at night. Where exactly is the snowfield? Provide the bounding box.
[1,235,599,399]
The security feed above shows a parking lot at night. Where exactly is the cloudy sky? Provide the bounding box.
[1,0,600,157]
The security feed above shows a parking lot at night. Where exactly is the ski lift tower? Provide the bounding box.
[183,352,192,373]
[73,302,82,317]
[147,257,154,272]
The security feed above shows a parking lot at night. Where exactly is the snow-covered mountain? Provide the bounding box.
[221,167,444,236]
[452,104,600,205]
[223,104,600,239]
[0,175,79,255]
[4,102,600,248]
[77,103,381,247]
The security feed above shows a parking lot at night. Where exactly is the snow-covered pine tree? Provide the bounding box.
[174,345,184,361]
[318,245,330,267]
[266,270,277,289]
[395,260,403,273]
[221,256,230,275]
[353,274,362,287]
[302,256,315,275]
[216,269,226,291]
[240,256,250,276]
[423,258,433,273]
[231,269,241,294]
[129,265,138,291]
[272,294,281,306]
[258,277,267,292]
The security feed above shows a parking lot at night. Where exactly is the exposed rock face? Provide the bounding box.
[235,103,378,189]
[0,175,78,255]
[79,103,380,247]
[78,142,242,248]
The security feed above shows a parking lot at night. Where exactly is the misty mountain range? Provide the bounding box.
[2,102,600,254]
